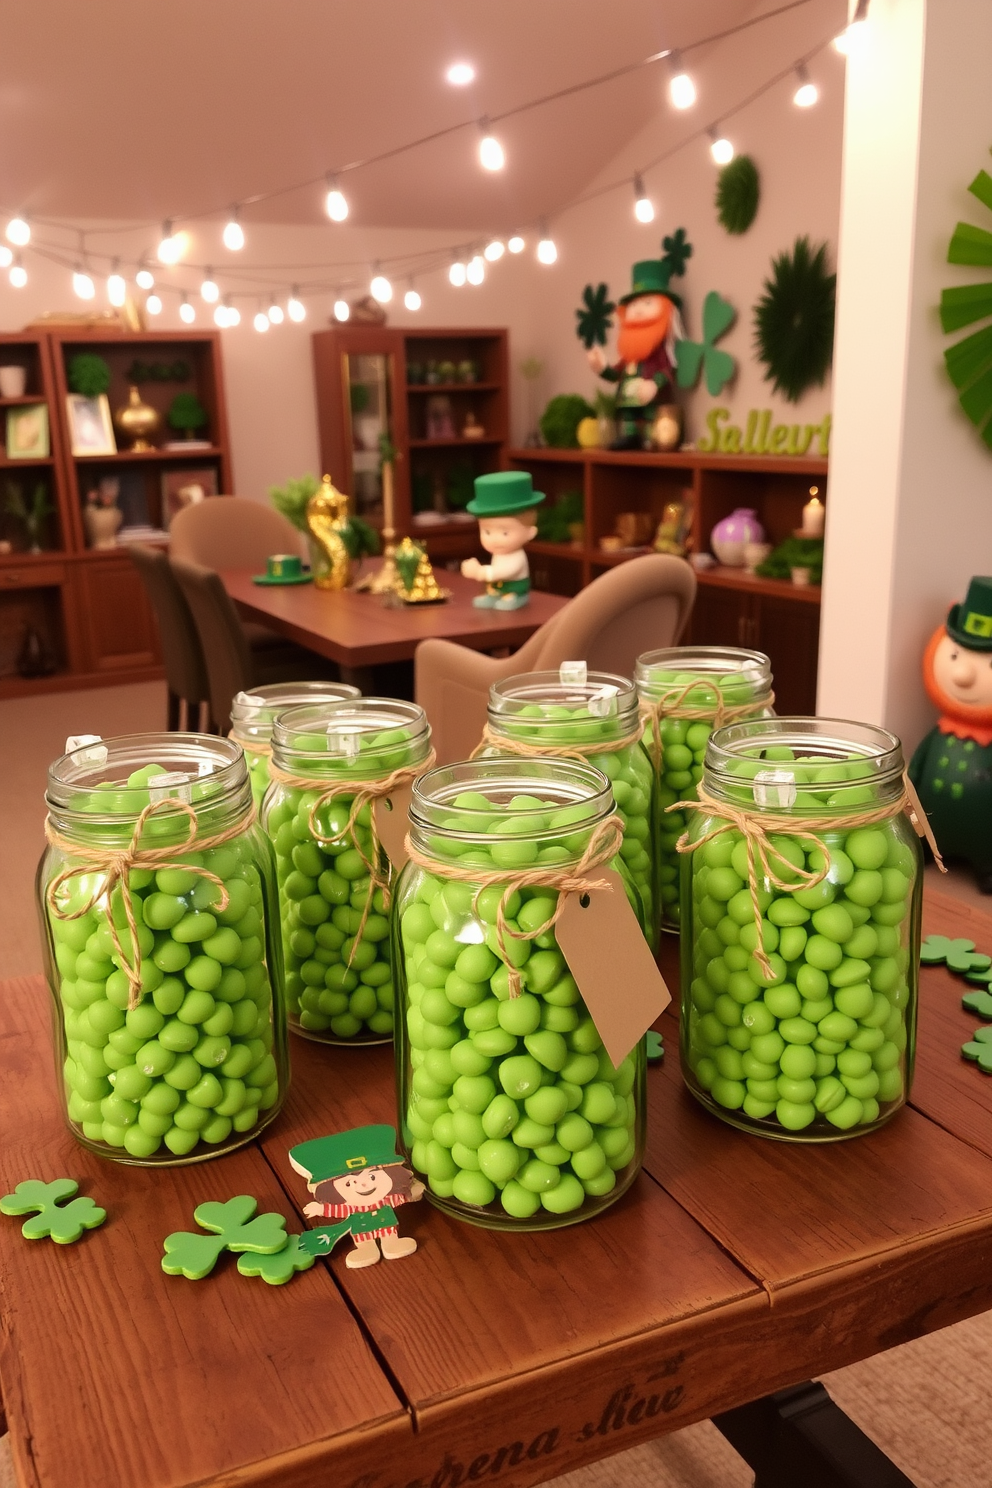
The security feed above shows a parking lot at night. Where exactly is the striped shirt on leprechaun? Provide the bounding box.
[316,1193,414,1234]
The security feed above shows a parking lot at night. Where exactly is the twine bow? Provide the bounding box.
[468,718,644,765]
[639,681,775,775]
[404,814,624,996]
[268,750,434,967]
[45,799,250,1011]
[669,774,943,981]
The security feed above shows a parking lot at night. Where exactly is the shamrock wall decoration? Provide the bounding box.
[675,291,737,395]
[575,283,616,349]
[939,149,992,451]
[661,228,693,279]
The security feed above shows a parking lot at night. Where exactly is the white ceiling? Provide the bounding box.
[1,0,764,233]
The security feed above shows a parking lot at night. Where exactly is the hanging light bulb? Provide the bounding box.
[668,53,696,110]
[467,254,485,285]
[507,234,525,254]
[179,294,196,324]
[107,260,126,307]
[633,174,655,224]
[136,263,155,291]
[834,0,869,53]
[449,258,467,287]
[478,119,505,172]
[0,246,13,269]
[536,227,557,265]
[226,300,241,327]
[223,209,245,251]
[145,293,163,316]
[484,239,505,262]
[708,128,734,166]
[267,300,284,325]
[793,63,818,107]
[288,287,306,322]
[200,269,220,303]
[370,267,392,303]
[72,265,95,300]
[213,303,228,328]
[446,61,475,86]
[325,176,349,222]
[253,309,269,332]
[404,283,422,311]
[333,298,350,322]
[157,220,185,263]
[9,256,26,288]
[6,217,30,246]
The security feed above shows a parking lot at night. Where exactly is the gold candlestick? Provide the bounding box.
[355,451,403,594]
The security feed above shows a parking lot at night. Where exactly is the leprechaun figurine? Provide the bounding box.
[910,576,992,891]
[460,470,545,610]
[290,1125,425,1268]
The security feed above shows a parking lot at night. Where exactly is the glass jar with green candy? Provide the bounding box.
[635,646,773,933]
[230,682,360,807]
[679,718,922,1140]
[394,757,646,1229]
[478,668,655,941]
[264,698,433,1044]
[39,733,287,1164]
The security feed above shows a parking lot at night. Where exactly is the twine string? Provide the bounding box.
[404,814,624,996]
[468,718,645,765]
[45,799,251,1011]
[638,681,775,774]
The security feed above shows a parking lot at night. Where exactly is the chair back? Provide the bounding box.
[171,557,253,733]
[128,543,209,711]
[169,496,305,572]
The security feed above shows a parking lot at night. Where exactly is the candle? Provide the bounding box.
[801,488,825,537]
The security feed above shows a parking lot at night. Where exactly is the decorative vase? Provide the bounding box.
[651,404,683,451]
[306,476,354,590]
[596,415,617,447]
[83,503,122,549]
[576,417,600,449]
[115,385,160,451]
[710,507,764,567]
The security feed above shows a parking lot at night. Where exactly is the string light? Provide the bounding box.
[136,263,155,290]
[146,293,163,316]
[478,119,505,172]
[213,303,228,328]
[484,239,504,261]
[157,220,185,263]
[507,235,525,254]
[467,254,485,285]
[449,258,467,287]
[370,267,392,303]
[834,0,869,54]
[223,208,245,251]
[253,309,269,333]
[446,62,475,86]
[6,217,30,246]
[179,294,196,324]
[668,53,696,110]
[288,288,306,322]
[267,300,284,324]
[633,174,654,223]
[9,256,26,288]
[793,63,818,107]
[708,128,734,165]
[325,177,349,222]
[404,282,422,311]
[72,266,95,300]
[107,261,126,307]
[0,246,12,269]
[333,298,350,321]
[536,226,557,265]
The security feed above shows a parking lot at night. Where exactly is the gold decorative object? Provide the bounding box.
[305,475,354,590]
[650,403,683,451]
[115,385,160,451]
[394,537,450,605]
[354,454,402,594]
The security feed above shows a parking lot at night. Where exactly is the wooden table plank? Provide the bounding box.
[221,567,567,669]
[0,976,407,1488]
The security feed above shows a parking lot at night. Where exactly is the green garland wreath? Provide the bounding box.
[939,148,992,450]
[716,155,760,235]
[753,237,836,403]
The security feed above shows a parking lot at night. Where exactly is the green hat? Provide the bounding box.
[619,259,677,306]
[288,1124,403,1185]
[467,470,545,517]
[947,576,992,650]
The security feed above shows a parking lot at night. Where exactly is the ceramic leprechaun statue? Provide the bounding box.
[290,1124,424,1267]
[910,577,992,891]
[460,470,545,610]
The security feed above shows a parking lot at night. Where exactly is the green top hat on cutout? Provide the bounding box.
[467,470,546,517]
[619,259,676,305]
[947,576,992,650]
[288,1124,403,1185]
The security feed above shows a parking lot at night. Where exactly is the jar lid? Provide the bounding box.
[488,667,638,744]
[703,716,905,812]
[229,681,360,744]
[635,646,772,707]
[271,698,431,779]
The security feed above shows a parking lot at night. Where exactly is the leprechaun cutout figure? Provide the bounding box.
[290,1124,425,1267]
[909,577,992,891]
[460,470,545,610]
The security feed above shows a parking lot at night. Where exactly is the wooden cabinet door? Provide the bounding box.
[70,556,161,673]
[755,595,820,715]
[688,584,754,649]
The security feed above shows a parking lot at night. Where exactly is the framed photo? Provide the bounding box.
[161,466,219,528]
[67,393,116,457]
[6,402,49,459]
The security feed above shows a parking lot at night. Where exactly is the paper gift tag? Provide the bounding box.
[373,782,414,869]
[556,868,671,1067]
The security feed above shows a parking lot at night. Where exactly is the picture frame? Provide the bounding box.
[5,402,50,459]
[161,466,219,529]
[67,393,116,457]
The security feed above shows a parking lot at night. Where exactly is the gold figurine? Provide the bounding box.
[305,475,354,590]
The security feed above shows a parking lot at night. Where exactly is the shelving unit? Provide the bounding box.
[508,446,827,714]
[0,328,232,698]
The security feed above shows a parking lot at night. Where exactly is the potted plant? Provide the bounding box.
[4,479,53,552]
[269,472,379,581]
[167,391,209,442]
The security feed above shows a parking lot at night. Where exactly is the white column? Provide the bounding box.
[817,0,992,751]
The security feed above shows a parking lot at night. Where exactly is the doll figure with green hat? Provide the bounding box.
[460,470,545,609]
[910,576,992,891]
[290,1124,424,1267]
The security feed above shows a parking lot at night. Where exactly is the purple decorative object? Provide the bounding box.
[710,507,765,567]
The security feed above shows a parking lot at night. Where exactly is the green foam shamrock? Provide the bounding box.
[575,283,616,349]
[646,1030,665,1064]
[661,228,693,279]
[962,989,992,1019]
[949,947,991,974]
[965,964,992,985]
[162,1195,288,1280]
[962,1025,992,1071]
[675,292,737,396]
[920,934,975,965]
[237,1234,316,1286]
[0,1178,106,1244]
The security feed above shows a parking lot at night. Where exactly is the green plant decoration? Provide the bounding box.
[167,391,208,435]
[539,394,595,449]
[337,514,380,561]
[4,480,52,551]
[394,541,424,591]
[350,382,370,414]
[575,283,616,349]
[67,353,111,398]
[675,292,737,395]
[593,388,617,418]
[939,149,992,450]
[753,238,836,403]
[269,472,320,531]
[716,156,760,235]
[755,535,824,584]
[661,227,693,279]
[126,359,190,384]
[537,490,584,543]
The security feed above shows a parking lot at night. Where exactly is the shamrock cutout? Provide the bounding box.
[162,1195,288,1280]
[661,227,693,279]
[675,292,737,396]
[965,964,992,986]
[962,1026,992,1071]
[920,935,975,965]
[237,1234,316,1286]
[950,947,992,973]
[0,1178,106,1244]
[962,989,992,1019]
[646,1030,665,1064]
[575,282,616,349]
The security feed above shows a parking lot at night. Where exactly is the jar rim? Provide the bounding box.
[703,716,905,810]
[230,681,360,740]
[488,669,638,731]
[635,645,771,695]
[410,757,614,845]
[271,697,431,776]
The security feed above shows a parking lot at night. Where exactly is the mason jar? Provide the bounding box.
[635,646,773,932]
[39,733,287,1164]
[264,698,432,1044]
[230,681,360,807]
[478,669,655,942]
[680,718,922,1140]
[394,757,646,1229]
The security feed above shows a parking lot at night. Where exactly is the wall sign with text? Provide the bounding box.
[696,407,831,457]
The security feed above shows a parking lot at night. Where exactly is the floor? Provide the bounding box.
[2,680,992,1488]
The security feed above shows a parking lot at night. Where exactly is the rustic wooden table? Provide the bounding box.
[3,887,992,1488]
[220,566,568,675]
